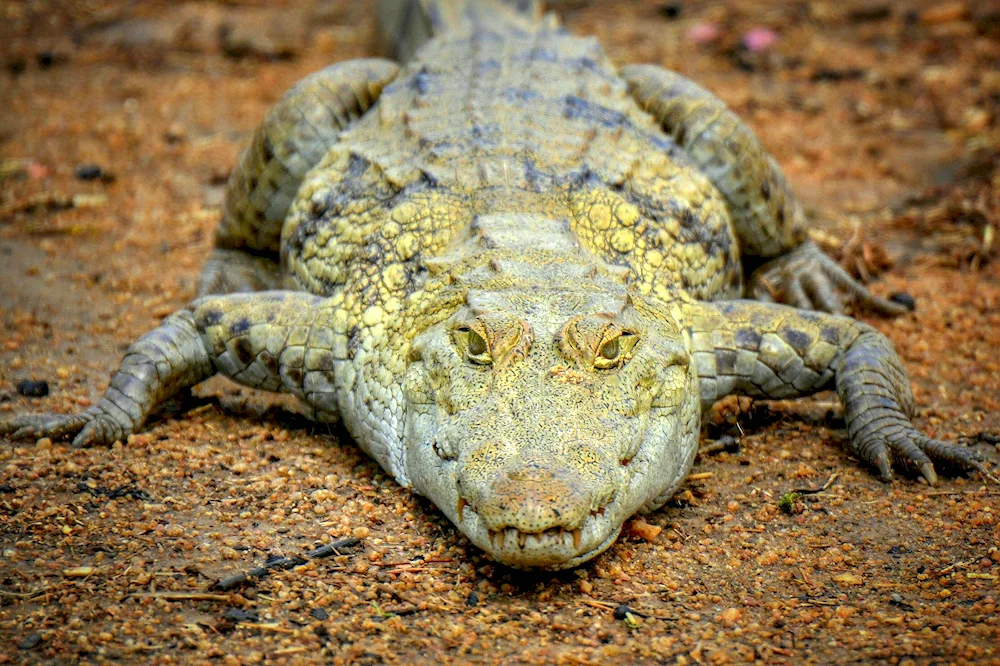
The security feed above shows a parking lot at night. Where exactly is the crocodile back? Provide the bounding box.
[284,23,742,304]
[377,0,544,62]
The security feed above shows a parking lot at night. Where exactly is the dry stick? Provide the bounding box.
[214,537,361,591]
[793,473,839,495]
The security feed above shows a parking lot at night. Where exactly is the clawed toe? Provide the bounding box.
[860,431,996,486]
[1,414,91,442]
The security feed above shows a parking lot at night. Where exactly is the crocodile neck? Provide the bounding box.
[414,210,634,322]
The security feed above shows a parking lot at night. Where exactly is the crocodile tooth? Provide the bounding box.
[488,530,497,549]
[495,529,505,550]
[572,528,582,550]
[517,530,527,548]
[457,497,467,522]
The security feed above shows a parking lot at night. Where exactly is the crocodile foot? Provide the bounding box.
[850,420,995,486]
[748,240,911,316]
[0,410,129,448]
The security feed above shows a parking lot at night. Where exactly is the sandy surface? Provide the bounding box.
[1,1,999,663]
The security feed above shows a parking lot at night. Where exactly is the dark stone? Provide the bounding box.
[465,591,480,607]
[847,6,892,22]
[889,292,916,311]
[16,379,49,398]
[613,604,631,620]
[811,68,865,82]
[36,52,56,68]
[223,608,259,623]
[715,435,741,454]
[75,164,105,181]
[310,607,329,620]
[7,57,26,77]
[19,632,44,650]
[659,2,682,19]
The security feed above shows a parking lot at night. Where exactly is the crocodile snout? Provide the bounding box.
[457,438,618,539]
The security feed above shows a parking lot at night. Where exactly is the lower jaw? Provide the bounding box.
[476,524,623,570]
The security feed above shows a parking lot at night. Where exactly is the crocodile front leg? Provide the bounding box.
[680,300,992,484]
[624,64,908,316]
[1,292,334,447]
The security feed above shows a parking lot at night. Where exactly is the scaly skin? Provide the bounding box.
[2,0,992,569]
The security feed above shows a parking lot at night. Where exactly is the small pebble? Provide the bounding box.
[613,604,631,620]
[310,608,329,620]
[719,607,742,624]
[36,52,56,69]
[16,380,49,398]
[466,591,480,607]
[889,292,917,311]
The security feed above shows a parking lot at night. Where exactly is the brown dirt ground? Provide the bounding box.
[2,1,999,664]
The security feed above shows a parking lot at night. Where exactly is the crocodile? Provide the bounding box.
[2,0,993,569]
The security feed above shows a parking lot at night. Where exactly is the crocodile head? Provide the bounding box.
[403,284,701,568]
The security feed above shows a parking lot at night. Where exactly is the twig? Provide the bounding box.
[240,623,296,634]
[580,599,617,612]
[793,473,839,495]
[0,587,51,600]
[213,537,361,591]
[270,647,310,657]
[687,472,714,481]
[938,560,973,575]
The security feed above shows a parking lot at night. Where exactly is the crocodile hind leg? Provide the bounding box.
[623,65,908,316]
[200,58,399,296]
[0,292,338,447]
[679,300,993,484]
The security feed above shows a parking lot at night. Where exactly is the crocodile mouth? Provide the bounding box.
[455,496,622,569]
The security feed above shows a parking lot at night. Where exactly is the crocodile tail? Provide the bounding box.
[377,0,548,62]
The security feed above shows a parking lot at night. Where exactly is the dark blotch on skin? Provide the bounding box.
[284,366,304,385]
[233,337,255,364]
[819,325,841,346]
[199,309,224,327]
[259,351,280,374]
[715,348,739,374]
[231,318,251,335]
[734,326,762,351]
[780,326,813,355]
[563,95,627,129]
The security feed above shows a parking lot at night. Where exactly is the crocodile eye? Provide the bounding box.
[457,327,492,365]
[468,331,488,357]
[594,332,637,369]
